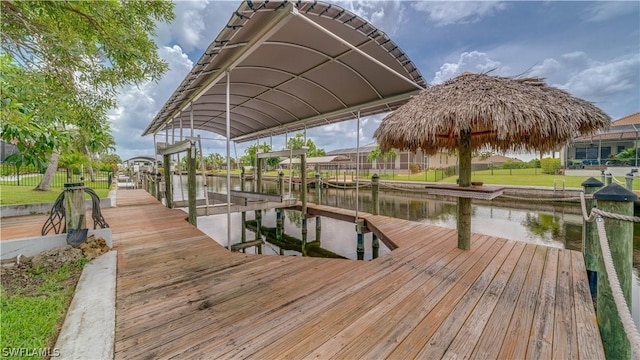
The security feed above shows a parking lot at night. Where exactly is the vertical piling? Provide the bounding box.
[593,184,636,360]
[255,158,262,244]
[163,154,173,208]
[582,177,603,297]
[149,173,156,198]
[277,172,285,242]
[371,174,380,259]
[187,146,197,226]
[156,172,162,201]
[240,168,246,250]
[301,154,307,256]
[625,172,634,191]
[315,173,322,245]
[356,219,365,260]
[605,172,612,186]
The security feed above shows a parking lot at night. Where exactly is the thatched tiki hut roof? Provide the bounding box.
[374,72,610,249]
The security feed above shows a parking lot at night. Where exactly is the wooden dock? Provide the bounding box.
[1,189,604,359]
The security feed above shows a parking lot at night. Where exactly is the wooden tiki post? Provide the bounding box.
[593,184,636,360]
[457,130,472,250]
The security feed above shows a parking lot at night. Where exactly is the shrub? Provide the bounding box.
[540,158,561,174]
[502,160,524,169]
[409,163,421,174]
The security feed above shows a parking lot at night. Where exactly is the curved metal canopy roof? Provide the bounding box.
[143,1,426,143]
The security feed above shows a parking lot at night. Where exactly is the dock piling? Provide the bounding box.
[276,172,285,243]
[356,219,364,260]
[625,172,634,191]
[187,147,197,226]
[581,177,603,297]
[241,169,246,250]
[371,174,380,259]
[315,173,322,245]
[593,184,636,360]
[163,154,173,208]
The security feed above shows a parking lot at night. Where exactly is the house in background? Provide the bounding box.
[0,140,18,162]
[326,142,457,173]
[471,155,522,171]
[563,112,640,167]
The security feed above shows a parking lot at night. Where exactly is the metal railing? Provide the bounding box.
[0,164,113,189]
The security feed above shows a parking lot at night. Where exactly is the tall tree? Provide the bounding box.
[366,147,382,170]
[286,133,326,157]
[241,143,279,169]
[1,1,174,189]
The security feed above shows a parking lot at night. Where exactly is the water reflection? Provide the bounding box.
[172,175,588,252]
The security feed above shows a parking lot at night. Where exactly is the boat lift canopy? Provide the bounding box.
[143,0,425,141]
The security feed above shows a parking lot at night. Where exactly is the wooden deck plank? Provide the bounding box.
[498,245,548,359]
[527,247,559,359]
[335,235,500,360]
[178,228,456,359]
[470,243,537,359]
[572,251,606,359]
[384,237,508,359]
[116,256,354,356]
[249,228,460,359]
[441,241,527,360]
[219,233,454,359]
[553,249,579,359]
[0,189,603,359]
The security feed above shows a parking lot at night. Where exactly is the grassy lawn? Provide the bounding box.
[0,186,111,205]
[0,259,87,357]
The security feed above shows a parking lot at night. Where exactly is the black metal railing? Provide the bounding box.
[0,164,113,189]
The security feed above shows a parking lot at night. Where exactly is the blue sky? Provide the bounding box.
[109,1,640,161]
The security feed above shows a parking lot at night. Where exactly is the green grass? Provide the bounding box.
[0,186,111,205]
[0,259,87,357]
[357,168,640,190]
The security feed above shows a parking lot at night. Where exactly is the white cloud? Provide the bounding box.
[528,52,639,97]
[109,45,193,160]
[563,56,640,100]
[412,1,506,27]
[335,1,405,35]
[582,2,639,23]
[432,51,509,84]
[154,1,239,53]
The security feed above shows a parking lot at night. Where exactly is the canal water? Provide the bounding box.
[171,175,640,324]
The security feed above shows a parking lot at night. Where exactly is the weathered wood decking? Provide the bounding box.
[1,189,604,359]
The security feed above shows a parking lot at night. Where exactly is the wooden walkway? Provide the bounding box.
[1,189,604,359]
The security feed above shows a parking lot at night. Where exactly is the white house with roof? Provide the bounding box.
[563,112,639,167]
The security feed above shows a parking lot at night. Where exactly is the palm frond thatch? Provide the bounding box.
[374,73,611,154]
